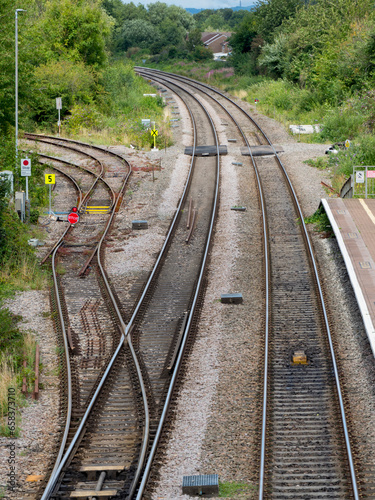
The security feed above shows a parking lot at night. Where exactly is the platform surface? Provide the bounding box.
[322,198,375,355]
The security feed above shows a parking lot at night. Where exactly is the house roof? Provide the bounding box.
[201,32,232,54]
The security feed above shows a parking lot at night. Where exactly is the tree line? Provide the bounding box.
[230,0,375,107]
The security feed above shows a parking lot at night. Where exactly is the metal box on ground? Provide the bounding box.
[182,475,219,496]
[220,293,243,304]
[132,220,148,230]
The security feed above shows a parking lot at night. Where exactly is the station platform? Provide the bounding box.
[322,198,375,355]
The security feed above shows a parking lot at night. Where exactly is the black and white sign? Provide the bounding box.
[356,171,365,183]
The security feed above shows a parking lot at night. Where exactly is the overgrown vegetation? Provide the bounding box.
[304,206,333,237]
[0,312,37,437]
[0,164,45,435]
[219,481,257,498]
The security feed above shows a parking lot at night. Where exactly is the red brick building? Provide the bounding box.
[202,32,232,59]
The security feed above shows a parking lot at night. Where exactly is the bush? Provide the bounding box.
[192,45,213,61]
[0,308,23,362]
[358,135,375,165]
[304,205,333,237]
[65,104,104,134]
[319,107,365,142]
[30,60,97,126]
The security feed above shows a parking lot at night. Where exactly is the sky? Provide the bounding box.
[130,0,250,10]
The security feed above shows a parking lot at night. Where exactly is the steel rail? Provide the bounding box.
[36,152,115,265]
[138,68,272,498]
[133,72,221,500]
[138,68,359,500]
[78,159,132,276]
[46,234,73,492]
[123,79,199,500]
[36,152,116,209]
[40,90,198,499]
[32,148,127,274]
[24,138,116,212]
[24,132,132,164]
[40,150,99,495]
[40,148,133,500]
[21,153,83,201]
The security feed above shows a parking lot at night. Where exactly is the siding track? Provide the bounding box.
[27,77,221,499]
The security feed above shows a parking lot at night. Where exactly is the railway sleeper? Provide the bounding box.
[265,494,351,499]
[62,490,118,498]
[78,464,130,481]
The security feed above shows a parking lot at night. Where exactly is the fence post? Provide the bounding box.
[32,345,40,400]
[22,355,27,395]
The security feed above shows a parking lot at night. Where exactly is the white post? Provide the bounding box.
[49,184,52,215]
[56,97,62,137]
[15,9,26,179]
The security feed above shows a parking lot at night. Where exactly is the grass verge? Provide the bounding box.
[219,481,257,498]
[304,206,333,238]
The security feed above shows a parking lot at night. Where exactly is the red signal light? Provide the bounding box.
[72,207,78,212]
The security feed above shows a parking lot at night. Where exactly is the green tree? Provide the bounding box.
[203,12,227,31]
[187,28,204,52]
[255,0,304,43]
[30,0,114,68]
[160,18,185,47]
[228,10,248,28]
[192,45,213,61]
[117,19,160,51]
[193,9,215,30]
[29,60,97,125]
[0,0,34,133]
[229,11,258,54]
[147,2,169,26]
[167,5,195,31]
[102,0,147,25]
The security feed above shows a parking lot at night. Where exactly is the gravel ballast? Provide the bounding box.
[1,90,374,500]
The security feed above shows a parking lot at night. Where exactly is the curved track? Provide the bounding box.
[27,78,221,499]
[23,136,142,499]
[136,68,360,499]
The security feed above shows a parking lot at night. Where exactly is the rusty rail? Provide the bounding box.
[186,209,197,243]
[186,197,193,229]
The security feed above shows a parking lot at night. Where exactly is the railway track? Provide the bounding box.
[25,77,221,498]
[136,68,363,498]
[23,136,140,499]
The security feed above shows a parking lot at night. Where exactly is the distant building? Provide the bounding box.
[201,32,232,60]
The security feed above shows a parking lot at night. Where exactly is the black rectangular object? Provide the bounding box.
[241,145,284,156]
[184,145,228,156]
[182,474,219,496]
[221,293,243,304]
[132,220,148,230]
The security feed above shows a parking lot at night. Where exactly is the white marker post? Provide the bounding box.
[21,158,31,222]
[56,97,62,137]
